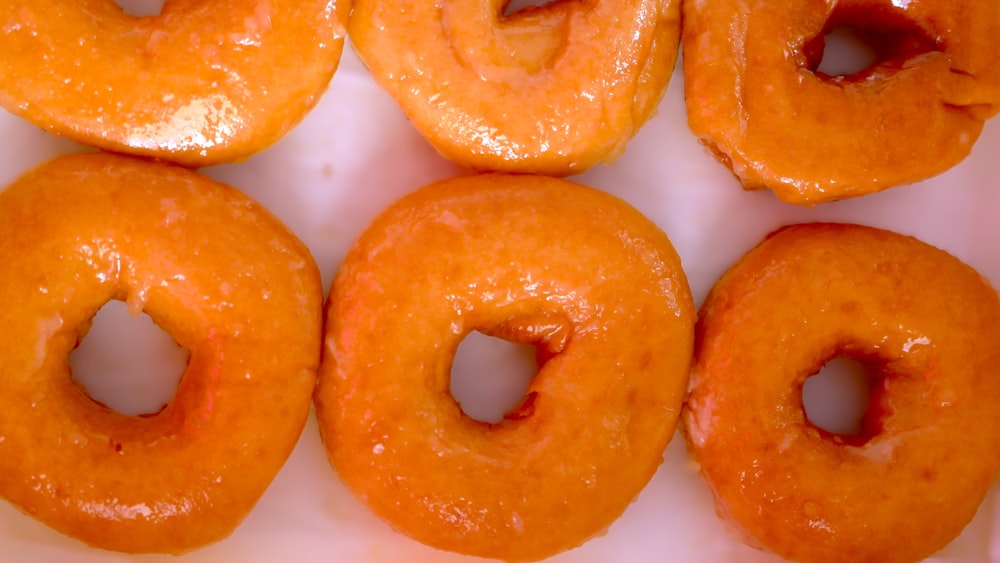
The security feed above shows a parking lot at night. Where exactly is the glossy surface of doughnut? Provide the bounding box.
[683,0,1000,204]
[0,153,322,553]
[684,223,1000,563]
[0,1,348,167]
[349,0,681,175]
[316,174,695,560]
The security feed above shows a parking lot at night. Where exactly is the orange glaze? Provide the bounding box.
[349,0,681,175]
[0,1,348,167]
[0,153,322,553]
[316,174,695,560]
[683,0,1000,204]
[684,223,1000,563]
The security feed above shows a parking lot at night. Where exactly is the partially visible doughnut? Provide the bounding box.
[684,223,1000,563]
[0,153,322,553]
[0,1,348,166]
[349,0,681,175]
[683,0,1000,204]
[316,174,695,560]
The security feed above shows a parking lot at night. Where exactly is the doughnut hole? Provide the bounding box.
[450,331,539,424]
[803,5,939,80]
[813,27,877,76]
[114,0,166,17]
[69,300,189,417]
[494,0,571,73]
[802,356,884,445]
[502,0,559,18]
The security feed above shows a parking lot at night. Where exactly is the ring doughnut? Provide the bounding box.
[0,1,348,167]
[315,174,695,560]
[349,0,681,175]
[682,0,1000,204]
[683,223,1000,562]
[0,153,322,553]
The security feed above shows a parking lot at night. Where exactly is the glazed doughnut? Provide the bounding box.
[683,0,1000,204]
[316,174,695,560]
[684,223,1000,563]
[0,1,348,167]
[0,153,322,552]
[349,0,680,175]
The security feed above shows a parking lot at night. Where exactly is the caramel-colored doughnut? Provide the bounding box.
[0,1,348,167]
[349,0,680,175]
[0,153,322,553]
[684,223,1000,563]
[316,174,695,560]
[683,1,1000,204]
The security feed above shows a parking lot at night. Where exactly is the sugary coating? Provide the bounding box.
[349,0,681,175]
[316,174,695,560]
[684,223,1000,563]
[0,153,322,553]
[0,1,348,167]
[683,0,1000,204]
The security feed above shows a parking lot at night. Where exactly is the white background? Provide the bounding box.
[0,26,997,563]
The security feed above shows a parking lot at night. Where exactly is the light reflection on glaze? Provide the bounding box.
[74,496,197,523]
[76,240,121,284]
[901,334,931,353]
[127,94,240,154]
[227,0,274,47]
[421,496,490,535]
[32,314,64,373]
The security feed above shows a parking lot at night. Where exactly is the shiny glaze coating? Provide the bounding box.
[0,153,322,553]
[349,0,680,175]
[683,0,1000,204]
[0,1,348,167]
[684,223,1000,563]
[316,174,695,560]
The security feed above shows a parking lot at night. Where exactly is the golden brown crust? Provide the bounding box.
[0,153,322,553]
[349,0,681,175]
[683,0,1000,204]
[0,1,349,167]
[684,222,1000,563]
[316,174,695,560]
